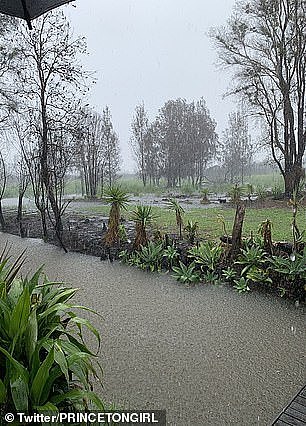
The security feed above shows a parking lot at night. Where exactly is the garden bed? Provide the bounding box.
[1,204,305,303]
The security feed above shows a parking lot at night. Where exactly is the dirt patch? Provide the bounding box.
[1,210,133,259]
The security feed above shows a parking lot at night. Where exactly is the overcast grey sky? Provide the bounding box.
[66,0,237,172]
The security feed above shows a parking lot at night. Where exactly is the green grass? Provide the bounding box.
[75,203,304,242]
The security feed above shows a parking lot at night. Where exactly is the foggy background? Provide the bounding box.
[66,0,237,172]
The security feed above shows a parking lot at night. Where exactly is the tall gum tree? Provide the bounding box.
[211,0,306,196]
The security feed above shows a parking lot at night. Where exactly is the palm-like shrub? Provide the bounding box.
[0,254,104,417]
[200,188,210,204]
[131,205,156,249]
[168,198,185,238]
[228,184,244,205]
[104,186,130,246]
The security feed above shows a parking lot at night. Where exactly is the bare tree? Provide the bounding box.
[101,107,120,189]
[211,0,306,196]
[0,16,19,124]
[222,111,253,184]
[74,106,120,198]
[131,103,149,186]
[74,108,105,199]
[10,12,89,248]
[14,156,30,238]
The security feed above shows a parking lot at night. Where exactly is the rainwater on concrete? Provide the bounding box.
[0,233,305,426]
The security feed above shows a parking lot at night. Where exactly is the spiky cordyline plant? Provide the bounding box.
[104,186,130,246]
[168,198,185,238]
[131,205,156,249]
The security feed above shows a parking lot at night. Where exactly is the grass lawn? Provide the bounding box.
[76,203,305,242]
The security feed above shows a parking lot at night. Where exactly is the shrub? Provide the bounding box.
[0,255,104,417]
[269,250,306,283]
[168,198,185,238]
[104,186,130,246]
[233,277,250,293]
[172,261,200,284]
[256,184,268,201]
[131,205,157,249]
[235,245,267,275]
[184,220,198,244]
[163,245,179,269]
[228,184,244,205]
[188,241,223,272]
[137,241,164,272]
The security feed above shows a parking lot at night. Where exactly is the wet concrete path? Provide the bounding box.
[0,234,305,425]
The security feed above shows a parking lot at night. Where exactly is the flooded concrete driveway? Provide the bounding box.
[0,233,305,425]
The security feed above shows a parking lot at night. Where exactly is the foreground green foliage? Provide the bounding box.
[0,252,104,417]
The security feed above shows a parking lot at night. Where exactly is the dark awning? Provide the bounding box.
[0,0,75,28]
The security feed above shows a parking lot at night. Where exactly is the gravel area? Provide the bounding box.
[0,233,305,426]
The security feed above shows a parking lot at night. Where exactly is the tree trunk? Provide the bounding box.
[229,203,246,261]
[17,193,26,238]
[283,163,304,197]
[39,208,48,241]
[0,201,5,231]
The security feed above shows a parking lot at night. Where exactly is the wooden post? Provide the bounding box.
[229,203,246,260]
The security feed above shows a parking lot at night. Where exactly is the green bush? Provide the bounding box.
[172,261,200,284]
[188,241,223,272]
[269,250,306,283]
[137,241,164,272]
[0,254,104,417]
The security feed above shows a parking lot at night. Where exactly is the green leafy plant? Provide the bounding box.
[127,252,142,268]
[131,205,157,249]
[172,261,200,284]
[245,266,272,285]
[118,224,128,243]
[235,245,267,275]
[222,267,237,282]
[168,198,185,238]
[118,249,130,263]
[271,184,283,199]
[203,270,220,285]
[268,250,306,282]
[233,277,250,293]
[104,186,130,246]
[184,220,198,244]
[0,255,104,417]
[137,241,164,272]
[163,245,179,269]
[188,241,223,272]
[256,184,267,201]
